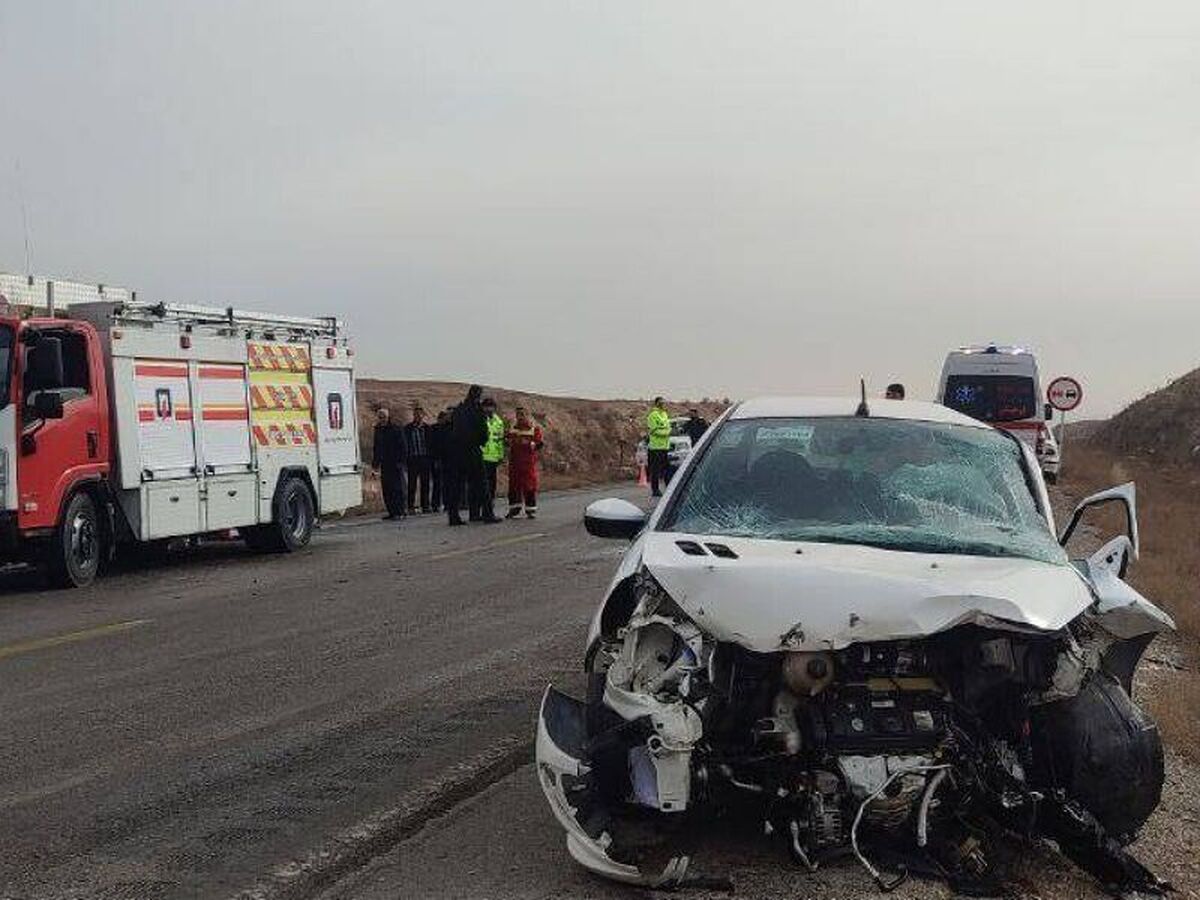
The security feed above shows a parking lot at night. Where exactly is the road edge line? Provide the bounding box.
[231,735,534,900]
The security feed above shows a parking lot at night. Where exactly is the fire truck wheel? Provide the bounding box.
[245,478,315,553]
[273,478,315,551]
[48,491,103,588]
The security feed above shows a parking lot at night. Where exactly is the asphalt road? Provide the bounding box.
[0,485,636,900]
[4,484,1197,900]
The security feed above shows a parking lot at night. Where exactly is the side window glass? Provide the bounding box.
[60,331,91,396]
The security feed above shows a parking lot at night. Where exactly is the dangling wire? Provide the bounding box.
[850,763,951,891]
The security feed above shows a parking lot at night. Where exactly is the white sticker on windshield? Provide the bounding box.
[758,425,814,447]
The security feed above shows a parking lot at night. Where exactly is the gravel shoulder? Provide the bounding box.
[319,747,1200,900]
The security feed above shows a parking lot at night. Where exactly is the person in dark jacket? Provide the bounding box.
[371,407,407,520]
[682,408,709,446]
[428,409,451,513]
[445,385,497,526]
[404,404,434,513]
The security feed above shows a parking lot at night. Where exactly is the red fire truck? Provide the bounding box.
[0,272,362,587]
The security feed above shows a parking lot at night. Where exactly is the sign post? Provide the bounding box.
[1046,376,1083,463]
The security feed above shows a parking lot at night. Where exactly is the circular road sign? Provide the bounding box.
[1047,376,1083,412]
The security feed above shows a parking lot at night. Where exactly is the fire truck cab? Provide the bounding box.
[0,273,362,587]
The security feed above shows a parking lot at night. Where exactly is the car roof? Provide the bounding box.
[729,396,990,429]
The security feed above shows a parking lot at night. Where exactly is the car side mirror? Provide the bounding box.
[33,391,65,420]
[584,498,647,540]
[1058,481,1139,562]
[1044,403,1053,421]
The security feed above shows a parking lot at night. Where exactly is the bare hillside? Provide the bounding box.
[1091,367,1200,464]
[356,379,728,490]
[1057,417,1105,443]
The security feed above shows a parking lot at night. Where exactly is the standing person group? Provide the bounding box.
[441,386,546,527]
[641,400,709,498]
[373,403,447,519]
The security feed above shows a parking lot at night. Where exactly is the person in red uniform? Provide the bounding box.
[505,406,544,519]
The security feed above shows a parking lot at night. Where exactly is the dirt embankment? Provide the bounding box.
[1059,444,1200,754]
[1061,363,1200,760]
[1052,442,1200,896]
[1091,366,1200,465]
[353,379,728,506]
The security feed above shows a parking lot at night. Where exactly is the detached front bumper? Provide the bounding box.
[535,685,691,886]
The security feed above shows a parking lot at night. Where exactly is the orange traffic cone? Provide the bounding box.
[637,464,649,486]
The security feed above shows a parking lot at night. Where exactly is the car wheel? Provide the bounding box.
[47,491,103,588]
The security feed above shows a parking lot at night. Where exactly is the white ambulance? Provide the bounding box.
[0,272,362,586]
[936,344,1061,482]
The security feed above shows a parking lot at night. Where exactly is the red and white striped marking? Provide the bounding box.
[247,342,311,372]
[251,423,318,446]
[249,383,313,411]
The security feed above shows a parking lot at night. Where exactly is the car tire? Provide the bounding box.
[245,478,315,553]
[47,491,103,588]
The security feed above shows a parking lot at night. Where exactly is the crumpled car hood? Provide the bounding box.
[641,532,1092,652]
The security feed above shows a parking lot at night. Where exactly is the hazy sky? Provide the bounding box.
[1,2,1198,417]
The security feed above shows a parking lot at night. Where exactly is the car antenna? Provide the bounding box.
[855,378,870,417]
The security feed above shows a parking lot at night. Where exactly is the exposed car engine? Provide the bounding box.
[544,569,1168,895]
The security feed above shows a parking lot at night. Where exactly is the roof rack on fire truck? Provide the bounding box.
[0,271,341,338]
[114,299,341,337]
[0,271,134,310]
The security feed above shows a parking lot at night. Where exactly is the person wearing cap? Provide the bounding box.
[480,397,506,521]
[646,397,672,497]
[505,406,544,519]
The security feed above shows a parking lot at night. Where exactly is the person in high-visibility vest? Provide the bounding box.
[505,405,544,519]
[646,396,672,497]
[481,397,506,521]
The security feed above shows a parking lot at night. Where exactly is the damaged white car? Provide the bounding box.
[537,397,1173,895]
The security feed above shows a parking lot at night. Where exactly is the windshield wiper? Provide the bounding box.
[793,534,1019,558]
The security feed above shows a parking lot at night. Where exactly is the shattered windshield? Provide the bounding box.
[662,417,1066,564]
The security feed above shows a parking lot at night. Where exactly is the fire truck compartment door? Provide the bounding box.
[311,368,358,474]
[134,360,198,480]
[204,474,257,531]
[144,480,202,539]
[195,363,252,474]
